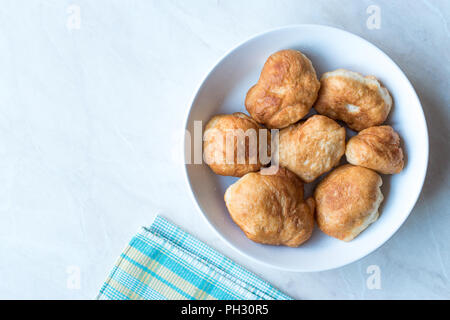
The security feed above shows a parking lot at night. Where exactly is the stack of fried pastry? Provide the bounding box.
[203,49,404,247]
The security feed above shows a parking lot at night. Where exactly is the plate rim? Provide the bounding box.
[182,24,429,272]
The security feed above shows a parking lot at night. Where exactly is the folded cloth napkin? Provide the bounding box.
[97,215,291,300]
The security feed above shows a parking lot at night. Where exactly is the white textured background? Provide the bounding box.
[0,0,448,299]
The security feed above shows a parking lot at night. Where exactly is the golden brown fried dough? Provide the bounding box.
[314,165,383,242]
[314,69,392,131]
[279,115,346,183]
[346,125,404,174]
[224,167,315,247]
[203,113,271,177]
[245,49,320,129]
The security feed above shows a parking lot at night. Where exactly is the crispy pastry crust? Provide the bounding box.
[314,69,392,131]
[314,165,384,241]
[346,125,404,174]
[245,50,320,129]
[224,167,315,247]
[279,115,346,183]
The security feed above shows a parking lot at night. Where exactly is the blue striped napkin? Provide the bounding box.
[97,215,291,300]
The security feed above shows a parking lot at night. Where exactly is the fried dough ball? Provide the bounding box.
[314,69,392,131]
[245,49,320,129]
[224,167,315,247]
[346,125,404,174]
[314,165,384,242]
[203,113,271,177]
[279,115,346,183]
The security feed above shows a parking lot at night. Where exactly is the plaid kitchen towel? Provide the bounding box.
[97,215,291,300]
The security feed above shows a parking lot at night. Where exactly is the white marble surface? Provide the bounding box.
[0,0,448,299]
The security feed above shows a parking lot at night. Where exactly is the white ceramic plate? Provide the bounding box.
[183,25,428,272]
